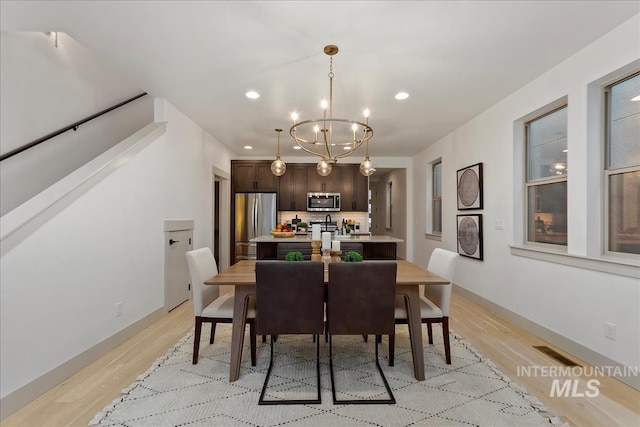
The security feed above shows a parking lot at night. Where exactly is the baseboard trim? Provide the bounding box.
[453,284,640,391]
[0,307,165,420]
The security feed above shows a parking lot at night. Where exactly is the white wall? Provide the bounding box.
[0,98,235,402]
[412,16,640,373]
[0,32,153,215]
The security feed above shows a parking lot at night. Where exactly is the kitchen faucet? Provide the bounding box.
[325,214,332,232]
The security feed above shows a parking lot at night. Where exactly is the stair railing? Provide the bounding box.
[0,92,148,162]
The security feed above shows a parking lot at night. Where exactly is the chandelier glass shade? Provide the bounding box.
[289,45,374,176]
[270,129,286,177]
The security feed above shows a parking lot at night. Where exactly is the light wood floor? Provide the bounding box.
[2,290,639,427]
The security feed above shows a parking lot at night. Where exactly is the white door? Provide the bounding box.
[165,229,192,312]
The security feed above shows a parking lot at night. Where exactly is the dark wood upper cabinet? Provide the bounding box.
[232,160,366,212]
[279,165,307,211]
[306,166,341,193]
[339,165,369,212]
[232,161,279,192]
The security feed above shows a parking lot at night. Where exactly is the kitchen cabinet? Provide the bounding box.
[339,165,369,212]
[279,165,307,211]
[306,165,341,193]
[232,161,279,192]
[231,160,368,212]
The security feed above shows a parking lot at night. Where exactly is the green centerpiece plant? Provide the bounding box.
[343,251,363,262]
[285,251,304,261]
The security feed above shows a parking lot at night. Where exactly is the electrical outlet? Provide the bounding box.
[495,219,505,230]
[115,302,123,318]
[604,322,616,341]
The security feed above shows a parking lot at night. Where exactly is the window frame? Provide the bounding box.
[425,157,442,239]
[432,159,442,235]
[524,104,568,249]
[603,71,640,259]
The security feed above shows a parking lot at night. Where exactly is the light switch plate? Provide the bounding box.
[495,219,505,230]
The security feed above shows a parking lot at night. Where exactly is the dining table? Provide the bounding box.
[205,259,450,382]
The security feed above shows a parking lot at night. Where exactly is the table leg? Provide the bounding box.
[229,285,254,382]
[397,285,425,381]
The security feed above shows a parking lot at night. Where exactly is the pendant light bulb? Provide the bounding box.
[317,158,332,177]
[359,140,375,176]
[271,129,286,177]
[360,156,375,177]
[271,158,286,176]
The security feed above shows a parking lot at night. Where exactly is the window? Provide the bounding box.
[432,160,442,234]
[525,105,568,246]
[605,72,640,255]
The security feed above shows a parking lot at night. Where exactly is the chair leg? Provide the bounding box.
[249,320,257,366]
[329,335,395,405]
[259,336,321,405]
[442,317,451,365]
[193,317,202,364]
[262,335,267,343]
[362,334,368,342]
[210,322,217,344]
[388,334,395,366]
[376,335,382,343]
[427,322,434,344]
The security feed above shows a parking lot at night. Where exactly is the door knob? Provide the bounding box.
[169,239,180,245]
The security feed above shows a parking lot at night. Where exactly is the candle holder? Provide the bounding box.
[311,240,322,262]
[321,248,332,270]
[330,250,342,263]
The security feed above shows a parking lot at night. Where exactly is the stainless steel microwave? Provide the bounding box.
[307,192,340,212]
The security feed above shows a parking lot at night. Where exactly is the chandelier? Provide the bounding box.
[289,45,375,177]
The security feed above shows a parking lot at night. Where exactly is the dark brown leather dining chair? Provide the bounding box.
[255,261,325,405]
[327,262,397,405]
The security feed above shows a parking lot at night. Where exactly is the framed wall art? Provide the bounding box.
[457,214,483,260]
[457,162,483,210]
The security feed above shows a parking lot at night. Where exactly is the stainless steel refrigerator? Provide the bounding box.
[234,192,277,263]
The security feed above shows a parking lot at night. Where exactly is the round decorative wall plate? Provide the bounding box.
[458,169,479,207]
[457,214,483,260]
[458,216,479,255]
[456,163,483,210]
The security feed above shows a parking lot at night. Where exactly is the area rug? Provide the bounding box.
[90,325,563,426]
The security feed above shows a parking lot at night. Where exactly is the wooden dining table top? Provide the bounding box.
[205,259,449,286]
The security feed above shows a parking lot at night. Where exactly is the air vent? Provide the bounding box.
[533,346,580,367]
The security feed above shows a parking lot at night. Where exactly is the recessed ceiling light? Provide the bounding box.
[243,145,253,150]
[343,146,351,150]
[245,91,260,99]
[562,149,568,153]
[293,146,301,150]
[395,92,409,100]
[631,95,640,102]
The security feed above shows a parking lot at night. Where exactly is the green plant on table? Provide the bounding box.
[285,251,304,261]
[343,251,363,262]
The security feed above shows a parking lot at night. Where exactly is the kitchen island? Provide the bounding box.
[251,234,403,260]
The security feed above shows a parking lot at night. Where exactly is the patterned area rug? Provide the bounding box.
[90,325,563,426]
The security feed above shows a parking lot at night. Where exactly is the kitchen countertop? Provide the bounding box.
[251,235,404,243]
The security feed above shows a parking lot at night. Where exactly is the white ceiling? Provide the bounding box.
[1,1,638,159]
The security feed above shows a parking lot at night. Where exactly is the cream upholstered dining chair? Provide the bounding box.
[389,248,457,365]
[186,247,256,366]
